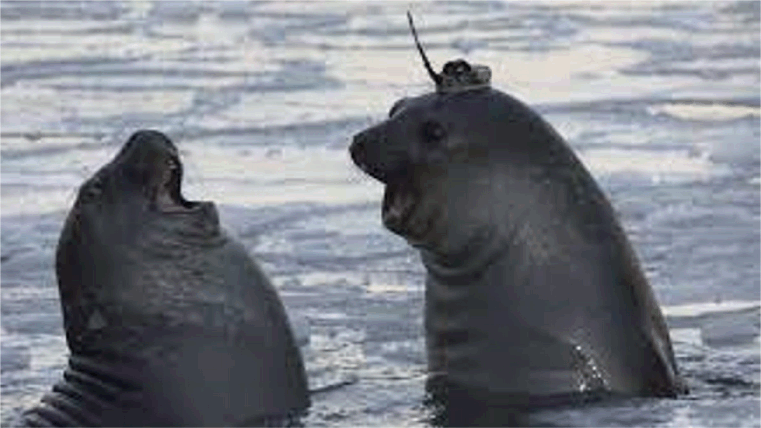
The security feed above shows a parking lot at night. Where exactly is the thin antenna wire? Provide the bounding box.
[407,11,442,86]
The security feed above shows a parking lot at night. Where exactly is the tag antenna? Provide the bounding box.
[407,11,442,86]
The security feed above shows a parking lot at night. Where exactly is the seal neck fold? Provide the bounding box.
[21,355,143,427]
[421,226,507,283]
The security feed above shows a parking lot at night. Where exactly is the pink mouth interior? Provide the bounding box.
[382,182,417,231]
[153,158,197,213]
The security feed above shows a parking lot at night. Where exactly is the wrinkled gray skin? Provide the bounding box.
[20,130,309,427]
[350,65,687,424]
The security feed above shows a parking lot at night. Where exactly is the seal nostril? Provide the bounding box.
[350,139,368,168]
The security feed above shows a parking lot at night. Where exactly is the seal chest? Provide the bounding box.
[350,12,687,425]
[21,130,310,427]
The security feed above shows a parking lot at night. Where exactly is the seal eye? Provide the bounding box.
[421,120,446,145]
[81,179,103,202]
[166,157,178,170]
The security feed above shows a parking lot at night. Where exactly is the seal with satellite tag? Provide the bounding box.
[350,13,687,426]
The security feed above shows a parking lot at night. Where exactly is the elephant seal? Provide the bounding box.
[20,130,309,427]
[349,13,687,426]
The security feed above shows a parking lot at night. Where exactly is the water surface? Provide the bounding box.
[1,1,759,426]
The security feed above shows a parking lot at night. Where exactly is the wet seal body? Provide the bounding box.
[20,130,309,427]
[349,14,687,426]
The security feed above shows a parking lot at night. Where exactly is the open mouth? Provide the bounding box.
[152,156,200,213]
[382,180,418,234]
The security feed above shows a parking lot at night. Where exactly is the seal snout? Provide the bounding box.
[349,133,370,174]
[350,129,390,183]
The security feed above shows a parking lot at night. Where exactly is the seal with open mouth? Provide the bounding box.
[349,13,687,426]
[19,130,309,427]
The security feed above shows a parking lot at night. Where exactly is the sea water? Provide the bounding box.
[1,1,758,426]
